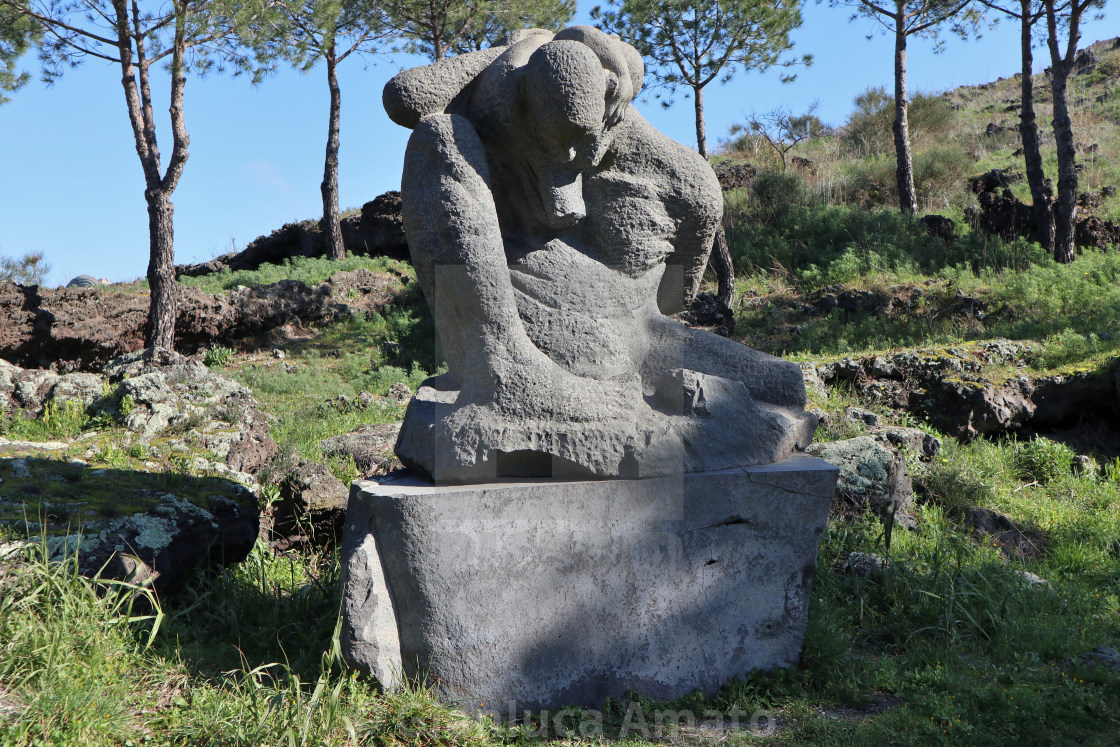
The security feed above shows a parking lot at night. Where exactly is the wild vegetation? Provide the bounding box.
[2,32,1120,747]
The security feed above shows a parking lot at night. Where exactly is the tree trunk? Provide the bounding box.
[1046,0,1080,265]
[1049,61,1077,263]
[710,226,734,309]
[694,83,708,159]
[321,47,345,260]
[694,83,734,309]
[892,18,917,214]
[1019,0,1053,250]
[145,188,177,349]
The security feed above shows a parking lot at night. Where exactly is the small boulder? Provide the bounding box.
[320,423,403,475]
[836,551,885,577]
[808,436,915,525]
[1015,570,1052,590]
[844,407,881,427]
[1077,647,1120,673]
[869,425,942,461]
[965,507,1048,561]
[273,457,350,548]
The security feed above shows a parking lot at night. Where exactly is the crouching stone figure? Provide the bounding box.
[385,25,814,482]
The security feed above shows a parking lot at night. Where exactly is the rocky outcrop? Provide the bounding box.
[966,167,1120,249]
[713,160,757,191]
[964,507,1048,561]
[0,269,406,372]
[0,348,277,593]
[104,348,278,478]
[812,342,1120,443]
[2,348,277,481]
[176,191,409,278]
[320,423,402,475]
[676,291,734,337]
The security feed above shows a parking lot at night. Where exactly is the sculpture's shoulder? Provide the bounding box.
[608,113,721,216]
[383,30,558,130]
[383,47,508,129]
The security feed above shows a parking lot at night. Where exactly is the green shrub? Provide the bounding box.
[746,168,810,224]
[0,251,51,286]
[913,144,973,211]
[841,154,897,208]
[841,144,972,211]
[1011,437,1075,484]
[203,345,235,368]
[842,87,955,157]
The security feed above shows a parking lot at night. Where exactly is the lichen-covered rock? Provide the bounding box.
[103,348,278,475]
[869,425,942,461]
[0,457,258,594]
[808,436,914,523]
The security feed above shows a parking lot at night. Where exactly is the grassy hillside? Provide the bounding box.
[717,36,1120,222]
[2,41,1120,747]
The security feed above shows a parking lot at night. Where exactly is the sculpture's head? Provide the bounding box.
[501,27,643,228]
[520,26,643,171]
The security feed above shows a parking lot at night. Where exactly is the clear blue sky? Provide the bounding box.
[0,3,1113,287]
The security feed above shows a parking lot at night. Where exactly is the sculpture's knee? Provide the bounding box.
[771,357,807,408]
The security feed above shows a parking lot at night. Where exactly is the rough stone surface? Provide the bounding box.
[869,425,942,461]
[1,350,277,482]
[269,456,351,548]
[320,423,403,475]
[965,507,1048,561]
[0,270,404,372]
[387,26,814,482]
[816,342,1120,443]
[807,437,914,523]
[104,349,277,476]
[340,456,838,709]
[1077,647,1120,673]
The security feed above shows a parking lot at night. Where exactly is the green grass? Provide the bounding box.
[111,255,414,296]
[225,296,439,470]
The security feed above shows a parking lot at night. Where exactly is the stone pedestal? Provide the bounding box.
[339,455,837,711]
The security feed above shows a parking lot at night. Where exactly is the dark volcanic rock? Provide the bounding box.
[713,161,757,191]
[272,457,350,548]
[919,214,957,243]
[176,191,410,278]
[967,168,1120,249]
[0,458,258,596]
[0,270,405,372]
[965,507,1048,561]
[816,343,1120,445]
[676,291,734,337]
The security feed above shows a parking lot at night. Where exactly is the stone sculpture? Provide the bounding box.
[340,28,838,707]
[386,25,815,482]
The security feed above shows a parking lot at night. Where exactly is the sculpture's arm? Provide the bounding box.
[402,113,557,398]
[656,148,723,315]
[659,192,721,315]
[383,47,507,129]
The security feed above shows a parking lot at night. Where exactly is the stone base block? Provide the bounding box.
[339,455,838,711]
